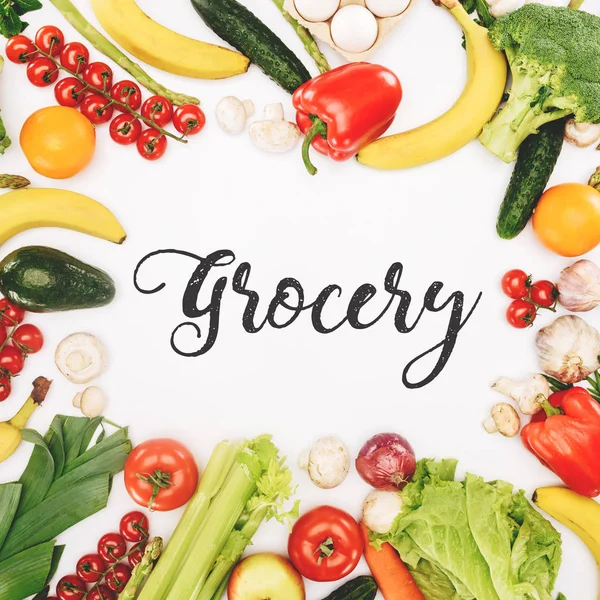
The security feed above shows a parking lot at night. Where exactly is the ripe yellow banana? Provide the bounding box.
[357,0,507,170]
[90,0,249,80]
[0,188,126,247]
[0,377,51,463]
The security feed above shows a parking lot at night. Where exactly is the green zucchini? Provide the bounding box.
[321,576,378,600]
[496,119,565,240]
[0,246,115,312]
[191,0,311,94]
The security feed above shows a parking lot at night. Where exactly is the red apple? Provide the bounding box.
[228,553,305,600]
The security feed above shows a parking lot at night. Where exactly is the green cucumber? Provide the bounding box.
[191,0,311,94]
[496,119,565,240]
[321,576,378,600]
[0,246,115,312]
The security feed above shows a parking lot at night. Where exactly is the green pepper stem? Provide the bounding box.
[301,117,328,176]
[541,399,563,418]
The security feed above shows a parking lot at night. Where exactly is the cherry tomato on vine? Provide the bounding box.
[0,326,6,348]
[5,35,37,63]
[288,506,363,582]
[172,104,206,135]
[0,375,11,402]
[80,94,114,125]
[105,563,132,593]
[141,95,173,127]
[120,511,149,542]
[12,323,44,354]
[0,299,25,326]
[54,77,87,107]
[76,553,106,584]
[35,26,64,57]
[56,574,86,600]
[83,62,113,91]
[109,114,142,145]
[60,41,89,74]
[0,346,24,375]
[136,128,167,161]
[501,269,530,299]
[128,542,146,568]
[110,80,142,112]
[506,299,537,329]
[87,585,115,600]
[530,280,558,309]
[97,533,127,564]
[26,57,58,87]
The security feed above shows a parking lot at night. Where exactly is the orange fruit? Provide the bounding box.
[533,183,600,257]
[20,106,96,179]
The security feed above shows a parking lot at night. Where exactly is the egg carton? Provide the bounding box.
[284,0,413,62]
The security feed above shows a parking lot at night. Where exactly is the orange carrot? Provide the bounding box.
[360,522,425,600]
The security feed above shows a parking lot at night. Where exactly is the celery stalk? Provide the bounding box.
[137,441,242,600]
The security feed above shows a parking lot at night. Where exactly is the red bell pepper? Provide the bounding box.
[292,63,402,175]
[521,387,600,498]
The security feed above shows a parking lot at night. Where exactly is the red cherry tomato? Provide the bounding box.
[110,80,142,112]
[12,323,44,354]
[0,375,11,402]
[141,95,173,127]
[172,104,206,135]
[105,563,132,593]
[530,280,558,309]
[0,346,24,375]
[97,533,127,564]
[128,542,146,568]
[0,299,25,327]
[56,574,87,600]
[80,94,114,125]
[54,77,87,107]
[109,114,142,145]
[83,62,113,91]
[288,506,363,582]
[87,585,116,600]
[501,269,531,299]
[124,438,198,511]
[35,25,64,57]
[5,35,37,63]
[26,57,58,87]
[506,299,537,329]
[120,511,149,542]
[76,554,107,583]
[136,129,167,161]
[60,41,89,74]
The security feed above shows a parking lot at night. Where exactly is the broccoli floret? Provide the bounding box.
[479,4,600,163]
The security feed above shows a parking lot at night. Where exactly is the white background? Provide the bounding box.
[1,0,599,598]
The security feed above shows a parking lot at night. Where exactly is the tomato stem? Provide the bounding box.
[314,536,335,565]
[137,468,174,511]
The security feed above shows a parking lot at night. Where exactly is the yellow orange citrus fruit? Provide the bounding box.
[20,106,96,179]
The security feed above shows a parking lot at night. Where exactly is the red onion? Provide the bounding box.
[356,433,416,491]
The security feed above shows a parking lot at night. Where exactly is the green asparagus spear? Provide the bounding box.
[118,537,163,600]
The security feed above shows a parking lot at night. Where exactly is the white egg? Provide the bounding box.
[294,0,340,22]
[330,5,379,54]
[365,0,411,18]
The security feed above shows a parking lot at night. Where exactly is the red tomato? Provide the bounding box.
[54,77,87,107]
[0,374,11,402]
[110,80,142,112]
[501,269,531,299]
[12,323,44,354]
[80,94,114,125]
[98,533,127,564]
[76,554,107,583]
[0,346,24,375]
[136,129,167,161]
[87,585,116,600]
[110,114,142,145]
[120,511,149,542]
[105,563,132,593]
[288,506,364,582]
[172,104,206,135]
[56,574,87,600]
[35,26,64,57]
[530,280,558,309]
[0,299,25,327]
[128,542,146,568]
[5,35,37,63]
[124,438,198,511]
[83,62,113,91]
[506,299,537,329]
[141,95,173,127]
[26,57,58,87]
[60,42,89,74]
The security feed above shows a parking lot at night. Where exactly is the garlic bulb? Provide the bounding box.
[536,315,600,384]
[558,260,600,313]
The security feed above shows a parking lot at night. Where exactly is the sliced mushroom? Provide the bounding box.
[55,333,106,384]
[564,120,600,148]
